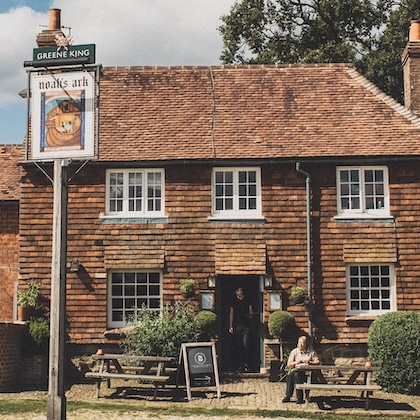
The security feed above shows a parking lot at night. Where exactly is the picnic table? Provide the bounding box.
[85,353,177,399]
[295,364,381,410]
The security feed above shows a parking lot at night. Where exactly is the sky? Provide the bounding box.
[0,0,237,144]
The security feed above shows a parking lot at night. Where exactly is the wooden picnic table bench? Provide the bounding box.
[85,353,176,399]
[295,364,381,410]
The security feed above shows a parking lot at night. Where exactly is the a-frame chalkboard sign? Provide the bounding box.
[178,342,221,401]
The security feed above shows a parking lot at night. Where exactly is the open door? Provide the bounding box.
[216,275,262,372]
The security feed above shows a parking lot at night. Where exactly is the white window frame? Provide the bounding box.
[346,264,395,316]
[107,270,162,328]
[105,169,165,217]
[211,167,262,218]
[336,166,389,218]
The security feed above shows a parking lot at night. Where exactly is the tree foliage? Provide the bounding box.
[219,0,420,102]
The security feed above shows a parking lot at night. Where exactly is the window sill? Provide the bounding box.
[208,216,266,224]
[345,315,378,325]
[334,215,393,222]
[99,216,168,225]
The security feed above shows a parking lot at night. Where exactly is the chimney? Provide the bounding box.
[36,9,64,47]
[402,20,420,114]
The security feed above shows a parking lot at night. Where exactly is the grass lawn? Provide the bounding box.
[0,398,419,419]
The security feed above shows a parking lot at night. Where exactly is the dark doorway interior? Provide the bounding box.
[216,275,262,372]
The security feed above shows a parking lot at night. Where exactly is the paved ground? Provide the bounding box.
[1,373,420,419]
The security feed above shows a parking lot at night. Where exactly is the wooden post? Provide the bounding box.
[47,160,69,420]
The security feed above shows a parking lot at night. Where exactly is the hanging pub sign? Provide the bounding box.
[30,71,96,160]
[178,342,221,401]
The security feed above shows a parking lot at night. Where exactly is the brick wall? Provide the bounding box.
[18,160,420,349]
[0,202,19,321]
[0,323,23,390]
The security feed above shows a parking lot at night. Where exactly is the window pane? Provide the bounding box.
[350,278,359,288]
[110,271,162,326]
[136,285,147,295]
[348,264,392,314]
[213,168,259,215]
[350,170,359,182]
[107,170,163,215]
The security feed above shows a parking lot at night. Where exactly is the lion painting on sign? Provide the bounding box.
[44,93,83,148]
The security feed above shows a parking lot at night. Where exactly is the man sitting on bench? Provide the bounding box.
[282,335,319,404]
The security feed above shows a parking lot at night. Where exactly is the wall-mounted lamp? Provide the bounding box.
[69,260,82,273]
[207,275,216,288]
[260,274,273,288]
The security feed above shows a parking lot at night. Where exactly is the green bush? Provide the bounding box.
[21,317,50,355]
[268,310,296,340]
[28,317,50,346]
[17,281,42,308]
[195,310,217,340]
[122,303,201,358]
[368,311,420,394]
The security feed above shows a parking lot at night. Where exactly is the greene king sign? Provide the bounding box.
[32,44,95,65]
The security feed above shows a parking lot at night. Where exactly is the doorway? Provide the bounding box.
[216,275,263,372]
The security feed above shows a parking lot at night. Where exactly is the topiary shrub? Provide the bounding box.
[268,310,296,341]
[368,311,420,394]
[195,310,217,340]
[121,303,201,358]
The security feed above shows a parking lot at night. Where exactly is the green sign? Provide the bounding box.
[32,44,95,65]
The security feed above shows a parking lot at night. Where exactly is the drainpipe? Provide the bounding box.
[295,162,313,338]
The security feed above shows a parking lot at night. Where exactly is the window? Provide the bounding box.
[108,271,162,327]
[106,169,164,216]
[212,167,261,218]
[347,265,395,315]
[337,166,389,217]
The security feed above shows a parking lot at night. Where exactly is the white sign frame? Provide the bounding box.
[30,71,96,160]
[178,342,221,401]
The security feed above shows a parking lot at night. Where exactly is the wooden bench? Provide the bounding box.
[295,383,382,410]
[85,371,171,399]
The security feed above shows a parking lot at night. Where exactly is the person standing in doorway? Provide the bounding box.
[229,287,253,372]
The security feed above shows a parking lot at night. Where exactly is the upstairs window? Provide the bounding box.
[108,271,162,327]
[337,167,389,217]
[347,264,395,315]
[106,169,164,217]
[212,168,261,218]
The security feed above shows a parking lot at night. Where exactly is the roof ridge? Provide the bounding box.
[347,68,420,127]
[103,63,353,72]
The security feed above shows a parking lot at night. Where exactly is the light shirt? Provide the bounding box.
[288,347,319,366]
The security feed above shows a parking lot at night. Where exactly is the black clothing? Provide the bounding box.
[230,295,251,370]
[230,295,251,330]
[285,370,306,401]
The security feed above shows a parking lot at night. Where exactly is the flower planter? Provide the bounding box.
[17,306,38,322]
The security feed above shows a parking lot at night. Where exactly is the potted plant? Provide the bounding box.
[291,286,307,304]
[268,310,296,341]
[17,281,42,321]
[179,278,197,298]
[195,310,217,341]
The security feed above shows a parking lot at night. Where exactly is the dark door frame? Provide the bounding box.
[215,275,263,372]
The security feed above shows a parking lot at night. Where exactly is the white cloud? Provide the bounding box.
[0,7,46,105]
[52,0,232,66]
[0,0,235,142]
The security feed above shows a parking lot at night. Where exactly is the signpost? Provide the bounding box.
[178,342,221,401]
[24,40,98,419]
[47,160,69,420]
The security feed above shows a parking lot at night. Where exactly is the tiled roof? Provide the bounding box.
[0,145,23,200]
[98,64,420,162]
